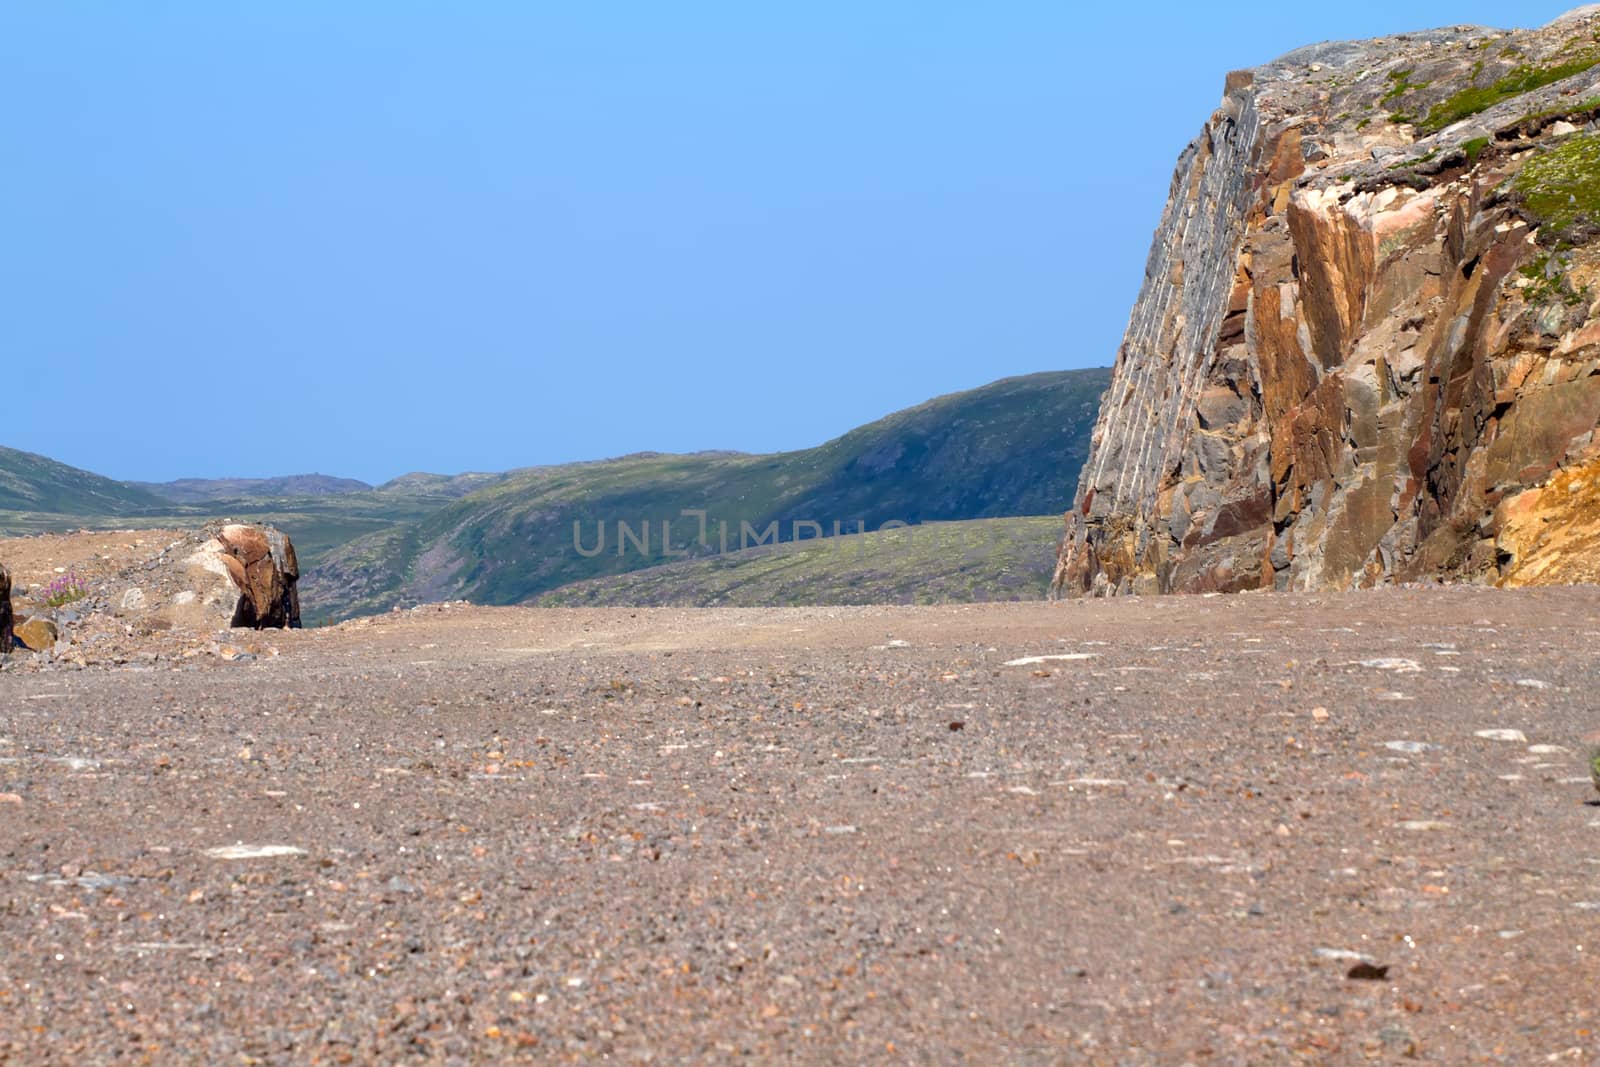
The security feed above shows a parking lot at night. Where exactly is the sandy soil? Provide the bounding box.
[3,586,1599,1063]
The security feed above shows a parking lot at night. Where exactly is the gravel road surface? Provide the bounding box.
[3,587,1599,1063]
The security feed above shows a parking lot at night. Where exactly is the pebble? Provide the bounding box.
[1398,820,1452,831]
[1474,729,1528,742]
[1357,658,1421,672]
[1384,740,1438,754]
[203,845,307,860]
[1314,947,1373,962]
[1004,653,1098,666]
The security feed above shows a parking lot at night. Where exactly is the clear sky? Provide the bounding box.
[2,1,1579,483]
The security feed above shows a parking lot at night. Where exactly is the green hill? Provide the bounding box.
[303,369,1107,620]
[537,516,1063,607]
[0,446,170,515]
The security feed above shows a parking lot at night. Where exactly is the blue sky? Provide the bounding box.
[2,2,1578,483]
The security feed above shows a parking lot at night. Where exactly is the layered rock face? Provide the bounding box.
[1055,10,1600,596]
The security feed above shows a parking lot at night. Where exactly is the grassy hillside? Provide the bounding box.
[537,516,1062,607]
[0,446,171,515]
[304,369,1107,621]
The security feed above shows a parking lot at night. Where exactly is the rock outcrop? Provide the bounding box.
[0,562,12,650]
[1055,10,1600,596]
[215,523,301,628]
[0,527,306,671]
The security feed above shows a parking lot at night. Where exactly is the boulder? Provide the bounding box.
[14,616,58,652]
[153,522,302,630]
[217,524,301,629]
[0,563,11,651]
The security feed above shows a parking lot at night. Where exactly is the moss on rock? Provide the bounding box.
[1515,133,1600,240]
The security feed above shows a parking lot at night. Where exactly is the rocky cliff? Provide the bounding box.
[1054,8,1600,596]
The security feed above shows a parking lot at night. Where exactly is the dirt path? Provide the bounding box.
[3,586,1599,1063]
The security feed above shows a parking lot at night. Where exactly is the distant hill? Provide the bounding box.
[537,516,1062,607]
[0,446,169,515]
[374,471,510,499]
[134,474,373,503]
[304,369,1108,620]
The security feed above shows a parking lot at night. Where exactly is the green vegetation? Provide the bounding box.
[306,369,1110,621]
[1419,54,1600,133]
[1514,134,1600,240]
[1381,69,1421,104]
[1463,137,1491,164]
[1516,251,1590,308]
[537,517,1064,608]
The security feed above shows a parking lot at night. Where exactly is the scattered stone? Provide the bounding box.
[1398,820,1452,832]
[0,793,21,805]
[1514,678,1551,690]
[1346,962,1389,981]
[119,587,146,612]
[1474,729,1528,743]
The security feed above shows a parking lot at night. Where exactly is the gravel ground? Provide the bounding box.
[2,586,1599,1064]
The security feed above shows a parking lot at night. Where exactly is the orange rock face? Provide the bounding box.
[1056,13,1600,597]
